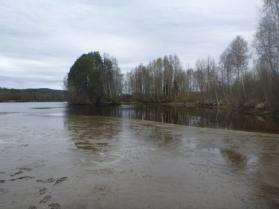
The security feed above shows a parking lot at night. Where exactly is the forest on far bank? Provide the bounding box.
[66,0,279,114]
[0,88,66,102]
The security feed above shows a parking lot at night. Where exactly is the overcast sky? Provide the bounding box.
[0,0,261,89]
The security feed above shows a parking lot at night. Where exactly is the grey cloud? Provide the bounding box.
[0,0,260,89]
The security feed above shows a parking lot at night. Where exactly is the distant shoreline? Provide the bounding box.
[0,86,274,117]
[0,100,66,103]
[0,88,66,102]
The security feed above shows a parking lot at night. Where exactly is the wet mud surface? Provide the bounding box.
[0,102,279,209]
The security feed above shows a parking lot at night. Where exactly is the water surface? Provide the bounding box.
[68,104,279,134]
[0,102,279,209]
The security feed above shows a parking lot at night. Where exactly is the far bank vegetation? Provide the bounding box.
[66,0,279,114]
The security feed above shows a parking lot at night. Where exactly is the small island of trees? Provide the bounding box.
[67,52,122,105]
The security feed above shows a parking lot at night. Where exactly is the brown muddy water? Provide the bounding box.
[0,102,279,209]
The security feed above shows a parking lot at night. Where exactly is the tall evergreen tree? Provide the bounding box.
[67,52,122,105]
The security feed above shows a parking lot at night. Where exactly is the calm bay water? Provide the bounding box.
[0,102,279,209]
[68,104,279,134]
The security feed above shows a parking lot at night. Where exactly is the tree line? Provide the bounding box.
[0,88,66,102]
[126,37,249,106]
[125,0,279,112]
[67,0,278,112]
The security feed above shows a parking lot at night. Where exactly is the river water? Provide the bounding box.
[0,102,279,209]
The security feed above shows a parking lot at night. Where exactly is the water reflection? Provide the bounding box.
[1,102,279,209]
[64,113,279,208]
[67,104,279,134]
[220,148,247,170]
[66,114,183,154]
[66,116,122,152]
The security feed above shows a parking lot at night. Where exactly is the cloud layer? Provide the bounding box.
[0,0,261,89]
